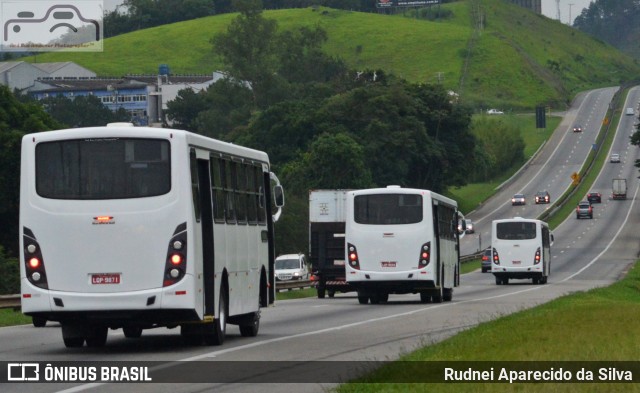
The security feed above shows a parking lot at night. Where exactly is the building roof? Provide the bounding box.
[31,62,78,74]
[0,61,29,73]
[34,77,148,92]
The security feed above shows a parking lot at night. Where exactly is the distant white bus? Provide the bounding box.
[20,124,284,348]
[491,218,553,285]
[345,186,462,304]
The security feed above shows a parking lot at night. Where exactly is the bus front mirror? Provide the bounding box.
[274,185,285,208]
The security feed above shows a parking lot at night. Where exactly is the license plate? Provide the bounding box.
[91,273,120,284]
[334,260,345,266]
[512,261,521,265]
[381,261,397,267]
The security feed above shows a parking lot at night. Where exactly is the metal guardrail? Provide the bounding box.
[275,279,315,292]
[0,294,20,310]
[2,256,484,303]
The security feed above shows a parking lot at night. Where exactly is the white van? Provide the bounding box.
[275,254,309,281]
[626,107,634,116]
[491,218,553,285]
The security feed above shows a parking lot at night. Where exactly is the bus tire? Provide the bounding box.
[357,291,369,304]
[239,311,260,337]
[420,291,432,303]
[443,287,453,302]
[328,290,335,298]
[204,284,228,346]
[379,293,389,303]
[432,288,443,303]
[32,316,47,327]
[86,326,108,347]
[541,276,548,284]
[62,324,85,348]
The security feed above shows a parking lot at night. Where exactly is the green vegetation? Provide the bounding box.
[28,1,640,108]
[276,287,316,300]
[0,309,31,327]
[338,260,640,392]
[447,114,561,214]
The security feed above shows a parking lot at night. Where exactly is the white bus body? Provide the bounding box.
[345,186,461,304]
[491,218,552,285]
[20,125,283,348]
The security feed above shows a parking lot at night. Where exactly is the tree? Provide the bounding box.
[40,95,130,127]
[211,1,281,108]
[0,86,60,257]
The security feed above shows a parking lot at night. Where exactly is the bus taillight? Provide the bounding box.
[418,242,431,268]
[347,243,360,270]
[23,228,48,289]
[164,223,187,287]
[534,247,541,265]
[492,248,500,265]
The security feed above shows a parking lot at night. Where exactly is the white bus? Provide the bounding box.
[491,218,553,285]
[345,186,462,304]
[19,124,284,348]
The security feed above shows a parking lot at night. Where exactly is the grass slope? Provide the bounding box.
[27,1,640,108]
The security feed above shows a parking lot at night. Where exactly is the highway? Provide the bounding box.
[1,86,639,393]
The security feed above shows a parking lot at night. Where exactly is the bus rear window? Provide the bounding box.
[354,193,422,225]
[36,138,171,199]
[496,222,536,240]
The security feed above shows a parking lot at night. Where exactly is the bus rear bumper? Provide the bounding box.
[20,276,199,325]
[346,269,436,293]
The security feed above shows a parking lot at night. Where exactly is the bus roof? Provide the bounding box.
[23,126,270,163]
[348,186,457,208]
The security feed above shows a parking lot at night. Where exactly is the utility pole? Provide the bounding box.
[556,0,561,21]
[569,3,574,25]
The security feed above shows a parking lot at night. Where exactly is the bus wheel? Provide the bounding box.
[239,311,260,337]
[443,287,453,302]
[328,290,335,298]
[32,316,47,327]
[540,276,548,284]
[123,327,143,338]
[420,291,432,303]
[62,324,85,348]
[357,291,369,304]
[86,326,108,348]
[379,293,389,303]
[432,288,443,303]
[503,278,509,285]
[495,276,501,285]
[204,285,227,346]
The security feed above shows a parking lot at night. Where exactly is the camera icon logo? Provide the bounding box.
[1,1,103,52]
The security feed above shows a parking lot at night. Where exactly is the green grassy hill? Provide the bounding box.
[27,0,640,109]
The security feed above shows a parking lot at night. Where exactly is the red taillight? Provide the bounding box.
[164,223,188,287]
[492,248,500,265]
[418,242,431,268]
[347,243,360,270]
[28,258,40,269]
[534,247,541,265]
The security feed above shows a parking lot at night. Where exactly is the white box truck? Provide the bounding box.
[612,178,627,200]
[309,190,355,298]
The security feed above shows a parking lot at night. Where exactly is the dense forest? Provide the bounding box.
[574,0,640,59]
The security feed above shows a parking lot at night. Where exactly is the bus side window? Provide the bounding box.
[210,157,225,222]
[246,163,258,224]
[255,165,266,225]
[235,161,247,225]
[224,159,236,224]
[190,149,201,222]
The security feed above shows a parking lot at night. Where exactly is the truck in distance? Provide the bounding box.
[612,178,627,200]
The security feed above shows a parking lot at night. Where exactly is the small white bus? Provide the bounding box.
[20,124,284,348]
[345,186,462,304]
[491,218,553,285]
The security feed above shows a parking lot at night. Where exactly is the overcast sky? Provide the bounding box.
[103,0,595,25]
[541,0,593,25]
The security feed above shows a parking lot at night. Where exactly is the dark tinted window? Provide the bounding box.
[36,138,170,199]
[354,193,422,225]
[496,222,537,240]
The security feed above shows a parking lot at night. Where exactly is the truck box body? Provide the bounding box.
[612,178,627,200]
[309,190,354,298]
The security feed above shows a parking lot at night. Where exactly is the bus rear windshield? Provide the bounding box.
[496,222,537,240]
[36,138,171,199]
[354,193,422,225]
